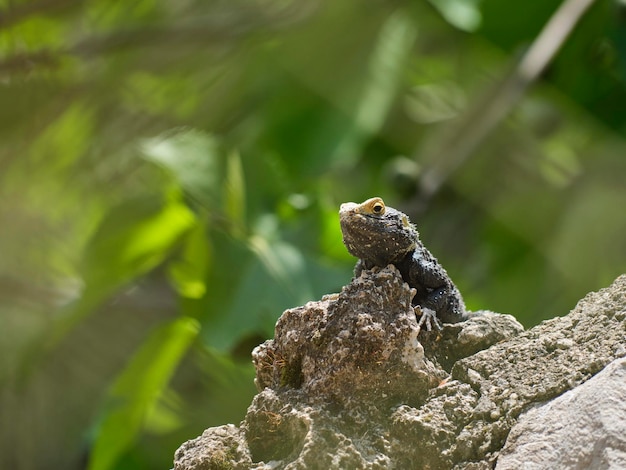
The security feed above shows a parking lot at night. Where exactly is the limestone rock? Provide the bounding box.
[173,424,252,470]
[173,270,626,470]
[253,265,447,407]
[496,357,626,470]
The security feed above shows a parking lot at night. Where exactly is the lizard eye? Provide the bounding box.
[371,200,385,215]
[359,197,386,215]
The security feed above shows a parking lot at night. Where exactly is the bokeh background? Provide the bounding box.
[1,0,625,468]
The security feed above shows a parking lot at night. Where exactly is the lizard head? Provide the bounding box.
[339,197,417,266]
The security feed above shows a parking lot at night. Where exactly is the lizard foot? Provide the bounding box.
[415,306,443,332]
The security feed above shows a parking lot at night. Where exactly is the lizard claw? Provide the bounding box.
[415,306,443,332]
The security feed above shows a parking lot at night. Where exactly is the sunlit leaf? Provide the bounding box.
[0,15,64,51]
[223,150,247,236]
[539,141,581,188]
[248,234,311,303]
[167,219,210,299]
[205,234,312,351]
[88,316,199,470]
[427,0,482,32]
[81,194,196,290]
[141,130,222,208]
[42,194,196,347]
[143,389,185,435]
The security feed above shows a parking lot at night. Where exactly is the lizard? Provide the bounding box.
[339,196,469,330]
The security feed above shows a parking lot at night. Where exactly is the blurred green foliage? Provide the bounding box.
[1,0,625,469]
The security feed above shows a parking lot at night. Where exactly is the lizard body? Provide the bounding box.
[339,197,468,328]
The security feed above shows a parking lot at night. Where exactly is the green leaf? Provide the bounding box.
[143,389,185,435]
[29,103,93,173]
[223,150,247,236]
[331,10,417,166]
[81,194,195,290]
[427,0,482,32]
[88,316,199,470]
[0,15,64,51]
[141,129,222,208]
[43,194,196,348]
[248,234,312,304]
[167,219,210,299]
[205,235,312,351]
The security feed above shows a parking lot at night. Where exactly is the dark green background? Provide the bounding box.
[1,1,625,468]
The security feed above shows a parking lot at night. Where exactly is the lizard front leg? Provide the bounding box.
[407,249,467,325]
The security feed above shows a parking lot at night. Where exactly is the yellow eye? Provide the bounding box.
[362,197,385,215]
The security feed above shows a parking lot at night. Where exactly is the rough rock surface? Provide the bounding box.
[496,357,626,470]
[173,269,626,470]
[253,265,446,407]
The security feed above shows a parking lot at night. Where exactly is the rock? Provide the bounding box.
[496,357,626,470]
[173,424,252,469]
[419,310,524,371]
[173,271,626,470]
[252,265,447,407]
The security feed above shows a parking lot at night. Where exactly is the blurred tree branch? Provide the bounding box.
[0,1,316,76]
[0,0,83,30]
[415,0,597,205]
